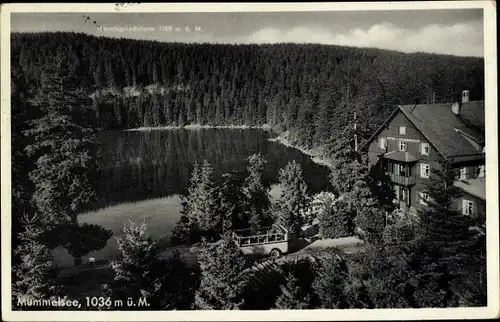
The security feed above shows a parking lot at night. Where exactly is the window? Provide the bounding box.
[419,192,430,205]
[379,137,387,149]
[399,126,406,135]
[399,140,406,151]
[401,188,406,201]
[398,188,410,206]
[462,199,476,216]
[420,163,430,178]
[395,164,409,177]
[421,143,430,155]
[393,185,399,199]
[477,165,485,178]
[460,167,467,180]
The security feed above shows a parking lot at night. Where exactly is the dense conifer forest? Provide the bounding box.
[12,32,484,149]
[10,32,486,310]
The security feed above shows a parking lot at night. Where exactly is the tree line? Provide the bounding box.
[12,31,484,150]
[10,32,486,310]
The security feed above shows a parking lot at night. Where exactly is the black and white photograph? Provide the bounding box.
[1,2,498,321]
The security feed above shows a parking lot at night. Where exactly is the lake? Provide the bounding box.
[53,129,332,266]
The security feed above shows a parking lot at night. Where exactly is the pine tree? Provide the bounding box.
[193,161,220,233]
[156,250,200,310]
[346,244,414,308]
[294,99,315,148]
[242,154,272,231]
[214,97,225,125]
[283,96,298,131]
[152,61,159,84]
[274,160,310,239]
[162,93,174,125]
[11,66,36,238]
[103,221,162,306]
[106,61,116,88]
[104,221,199,310]
[416,157,476,255]
[415,157,485,306]
[317,195,356,239]
[151,94,161,126]
[326,123,386,242]
[216,172,246,231]
[172,161,220,244]
[93,56,105,88]
[325,124,365,195]
[367,161,396,213]
[274,272,313,309]
[12,214,58,308]
[312,254,350,309]
[194,233,249,310]
[24,54,97,230]
[314,88,337,144]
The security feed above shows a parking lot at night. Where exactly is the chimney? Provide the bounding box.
[462,90,470,103]
[452,90,469,115]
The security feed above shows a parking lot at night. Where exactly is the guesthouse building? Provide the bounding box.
[361,90,486,218]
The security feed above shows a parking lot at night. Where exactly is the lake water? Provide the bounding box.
[54,129,332,266]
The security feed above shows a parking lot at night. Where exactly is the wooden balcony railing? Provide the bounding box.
[387,173,416,186]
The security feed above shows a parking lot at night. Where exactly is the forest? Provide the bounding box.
[10,31,486,311]
[12,32,484,149]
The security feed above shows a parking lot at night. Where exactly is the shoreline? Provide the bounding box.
[125,125,332,168]
[269,131,333,168]
[126,124,273,131]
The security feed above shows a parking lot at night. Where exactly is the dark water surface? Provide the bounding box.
[55,129,332,266]
[94,129,332,208]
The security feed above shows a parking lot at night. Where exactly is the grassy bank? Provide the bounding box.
[53,195,183,267]
[55,185,283,267]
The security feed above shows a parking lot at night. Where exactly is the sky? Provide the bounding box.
[11,9,484,57]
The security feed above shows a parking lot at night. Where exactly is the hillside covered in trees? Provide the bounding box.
[11,32,484,149]
[10,32,486,310]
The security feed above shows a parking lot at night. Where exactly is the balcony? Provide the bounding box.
[387,173,416,186]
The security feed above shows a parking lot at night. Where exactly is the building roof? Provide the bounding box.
[459,101,485,134]
[454,177,486,201]
[383,151,418,163]
[362,100,485,161]
[399,101,484,159]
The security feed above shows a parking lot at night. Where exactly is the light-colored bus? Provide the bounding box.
[232,224,289,258]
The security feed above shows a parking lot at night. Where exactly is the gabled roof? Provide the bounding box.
[362,101,485,160]
[454,177,486,201]
[360,107,400,151]
[459,101,485,133]
[399,101,484,158]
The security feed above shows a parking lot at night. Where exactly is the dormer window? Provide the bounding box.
[399,126,406,135]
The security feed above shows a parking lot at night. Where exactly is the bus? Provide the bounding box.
[232,224,289,258]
